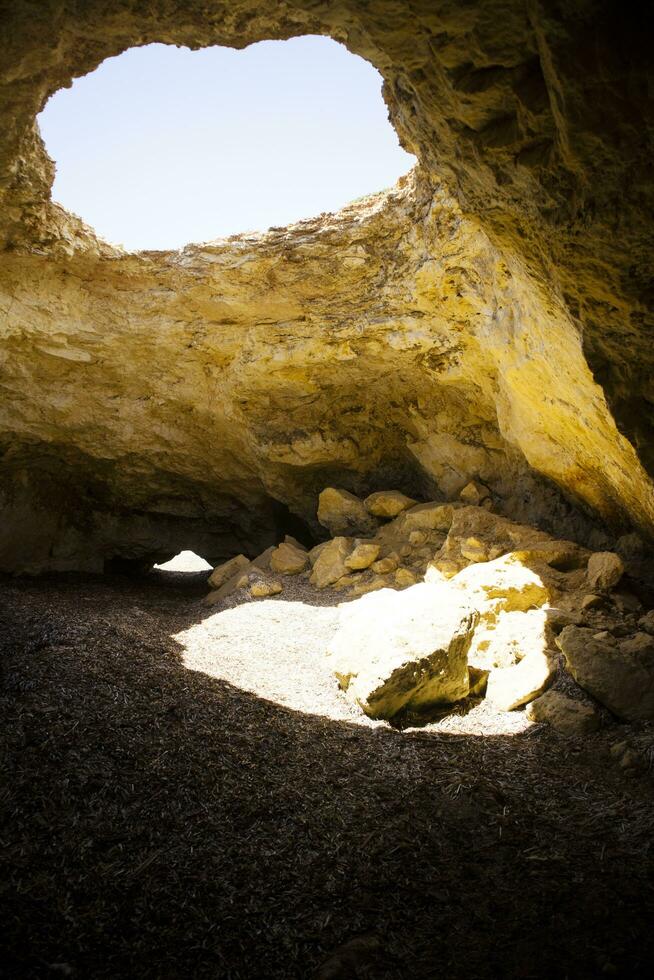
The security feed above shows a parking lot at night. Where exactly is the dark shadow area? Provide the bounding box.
[1,571,654,980]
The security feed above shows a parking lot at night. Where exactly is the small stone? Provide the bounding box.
[208,553,250,589]
[372,556,398,574]
[545,607,582,633]
[205,566,252,605]
[409,530,427,547]
[394,567,417,588]
[399,544,413,558]
[250,579,283,598]
[349,575,389,596]
[619,632,654,657]
[459,480,490,506]
[317,487,378,537]
[525,690,600,735]
[308,540,330,565]
[426,559,461,580]
[344,541,380,571]
[587,551,624,591]
[363,490,417,519]
[581,593,603,610]
[270,541,308,575]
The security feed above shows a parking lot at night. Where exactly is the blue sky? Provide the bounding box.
[38,36,415,251]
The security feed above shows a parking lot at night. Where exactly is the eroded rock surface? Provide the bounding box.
[1,1,654,571]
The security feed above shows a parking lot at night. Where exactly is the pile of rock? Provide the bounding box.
[205,482,654,726]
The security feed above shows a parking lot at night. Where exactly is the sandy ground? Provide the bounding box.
[2,567,654,979]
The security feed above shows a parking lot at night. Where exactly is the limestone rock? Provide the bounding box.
[251,546,275,571]
[468,608,548,671]
[283,535,307,552]
[269,542,308,575]
[317,488,378,537]
[372,556,398,575]
[205,567,251,606]
[399,502,457,533]
[587,552,624,591]
[486,650,555,711]
[344,542,380,571]
[363,490,416,519]
[394,567,418,588]
[250,579,283,598]
[459,481,490,506]
[638,610,654,635]
[557,626,654,721]
[526,691,600,735]
[208,554,251,590]
[450,554,549,615]
[326,583,476,719]
[310,537,353,589]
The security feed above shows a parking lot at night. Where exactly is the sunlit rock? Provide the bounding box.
[270,541,308,575]
[309,536,353,588]
[363,490,416,519]
[485,649,556,712]
[327,583,476,720]
[344,541,380,571]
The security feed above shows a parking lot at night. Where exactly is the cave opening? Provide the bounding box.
[37,36,416,251]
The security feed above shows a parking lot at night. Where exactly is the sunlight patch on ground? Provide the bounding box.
[173,584,538,735]
[155,550,212,572]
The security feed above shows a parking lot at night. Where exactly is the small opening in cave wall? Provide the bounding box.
[37,36,416,251]
[154,550,213,573]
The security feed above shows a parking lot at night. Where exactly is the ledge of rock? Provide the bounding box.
[1,1,654,572]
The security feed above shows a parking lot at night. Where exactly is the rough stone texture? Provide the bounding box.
[364,490,416,519]
[1,1,654,571]
[208,554,250,590]
[586,551,625,591]
[326,583,476,719]
[317,488,378,538]
[269,541,308,575]
[309,536,353,589]
[485,649,555,712]
[526,691,600,735]
[344,542,380,571]
[557,625,654,722]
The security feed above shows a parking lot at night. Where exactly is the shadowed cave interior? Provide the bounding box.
[2,2,654,978]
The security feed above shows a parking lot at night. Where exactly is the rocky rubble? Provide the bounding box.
[205,483,654,723]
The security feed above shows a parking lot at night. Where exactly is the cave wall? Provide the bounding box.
[1,1,653,571]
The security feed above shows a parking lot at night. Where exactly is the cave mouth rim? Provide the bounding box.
[36,35,417,254]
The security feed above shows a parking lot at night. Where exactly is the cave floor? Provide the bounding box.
[2,571,654,979]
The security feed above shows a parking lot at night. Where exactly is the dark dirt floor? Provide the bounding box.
[1,570,654,980]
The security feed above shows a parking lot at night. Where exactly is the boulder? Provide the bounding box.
[205,568,251,605]
[310,536,353,589]
[485,649,555,711]
[270,541,308,575]
[556,625,654,721]
[208,553,250,589]
[251,545,275,571]
[399,501,458,532]
[587,551,624,591]
[317,488,378,537]
[283,534,307,552]
[526,690,600,734]
[394,567,418,588]
[344,541,380,571]
[468,608,548,671]
[363,490,417,519]
[450,554,549,615]
[326,582,477,719]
